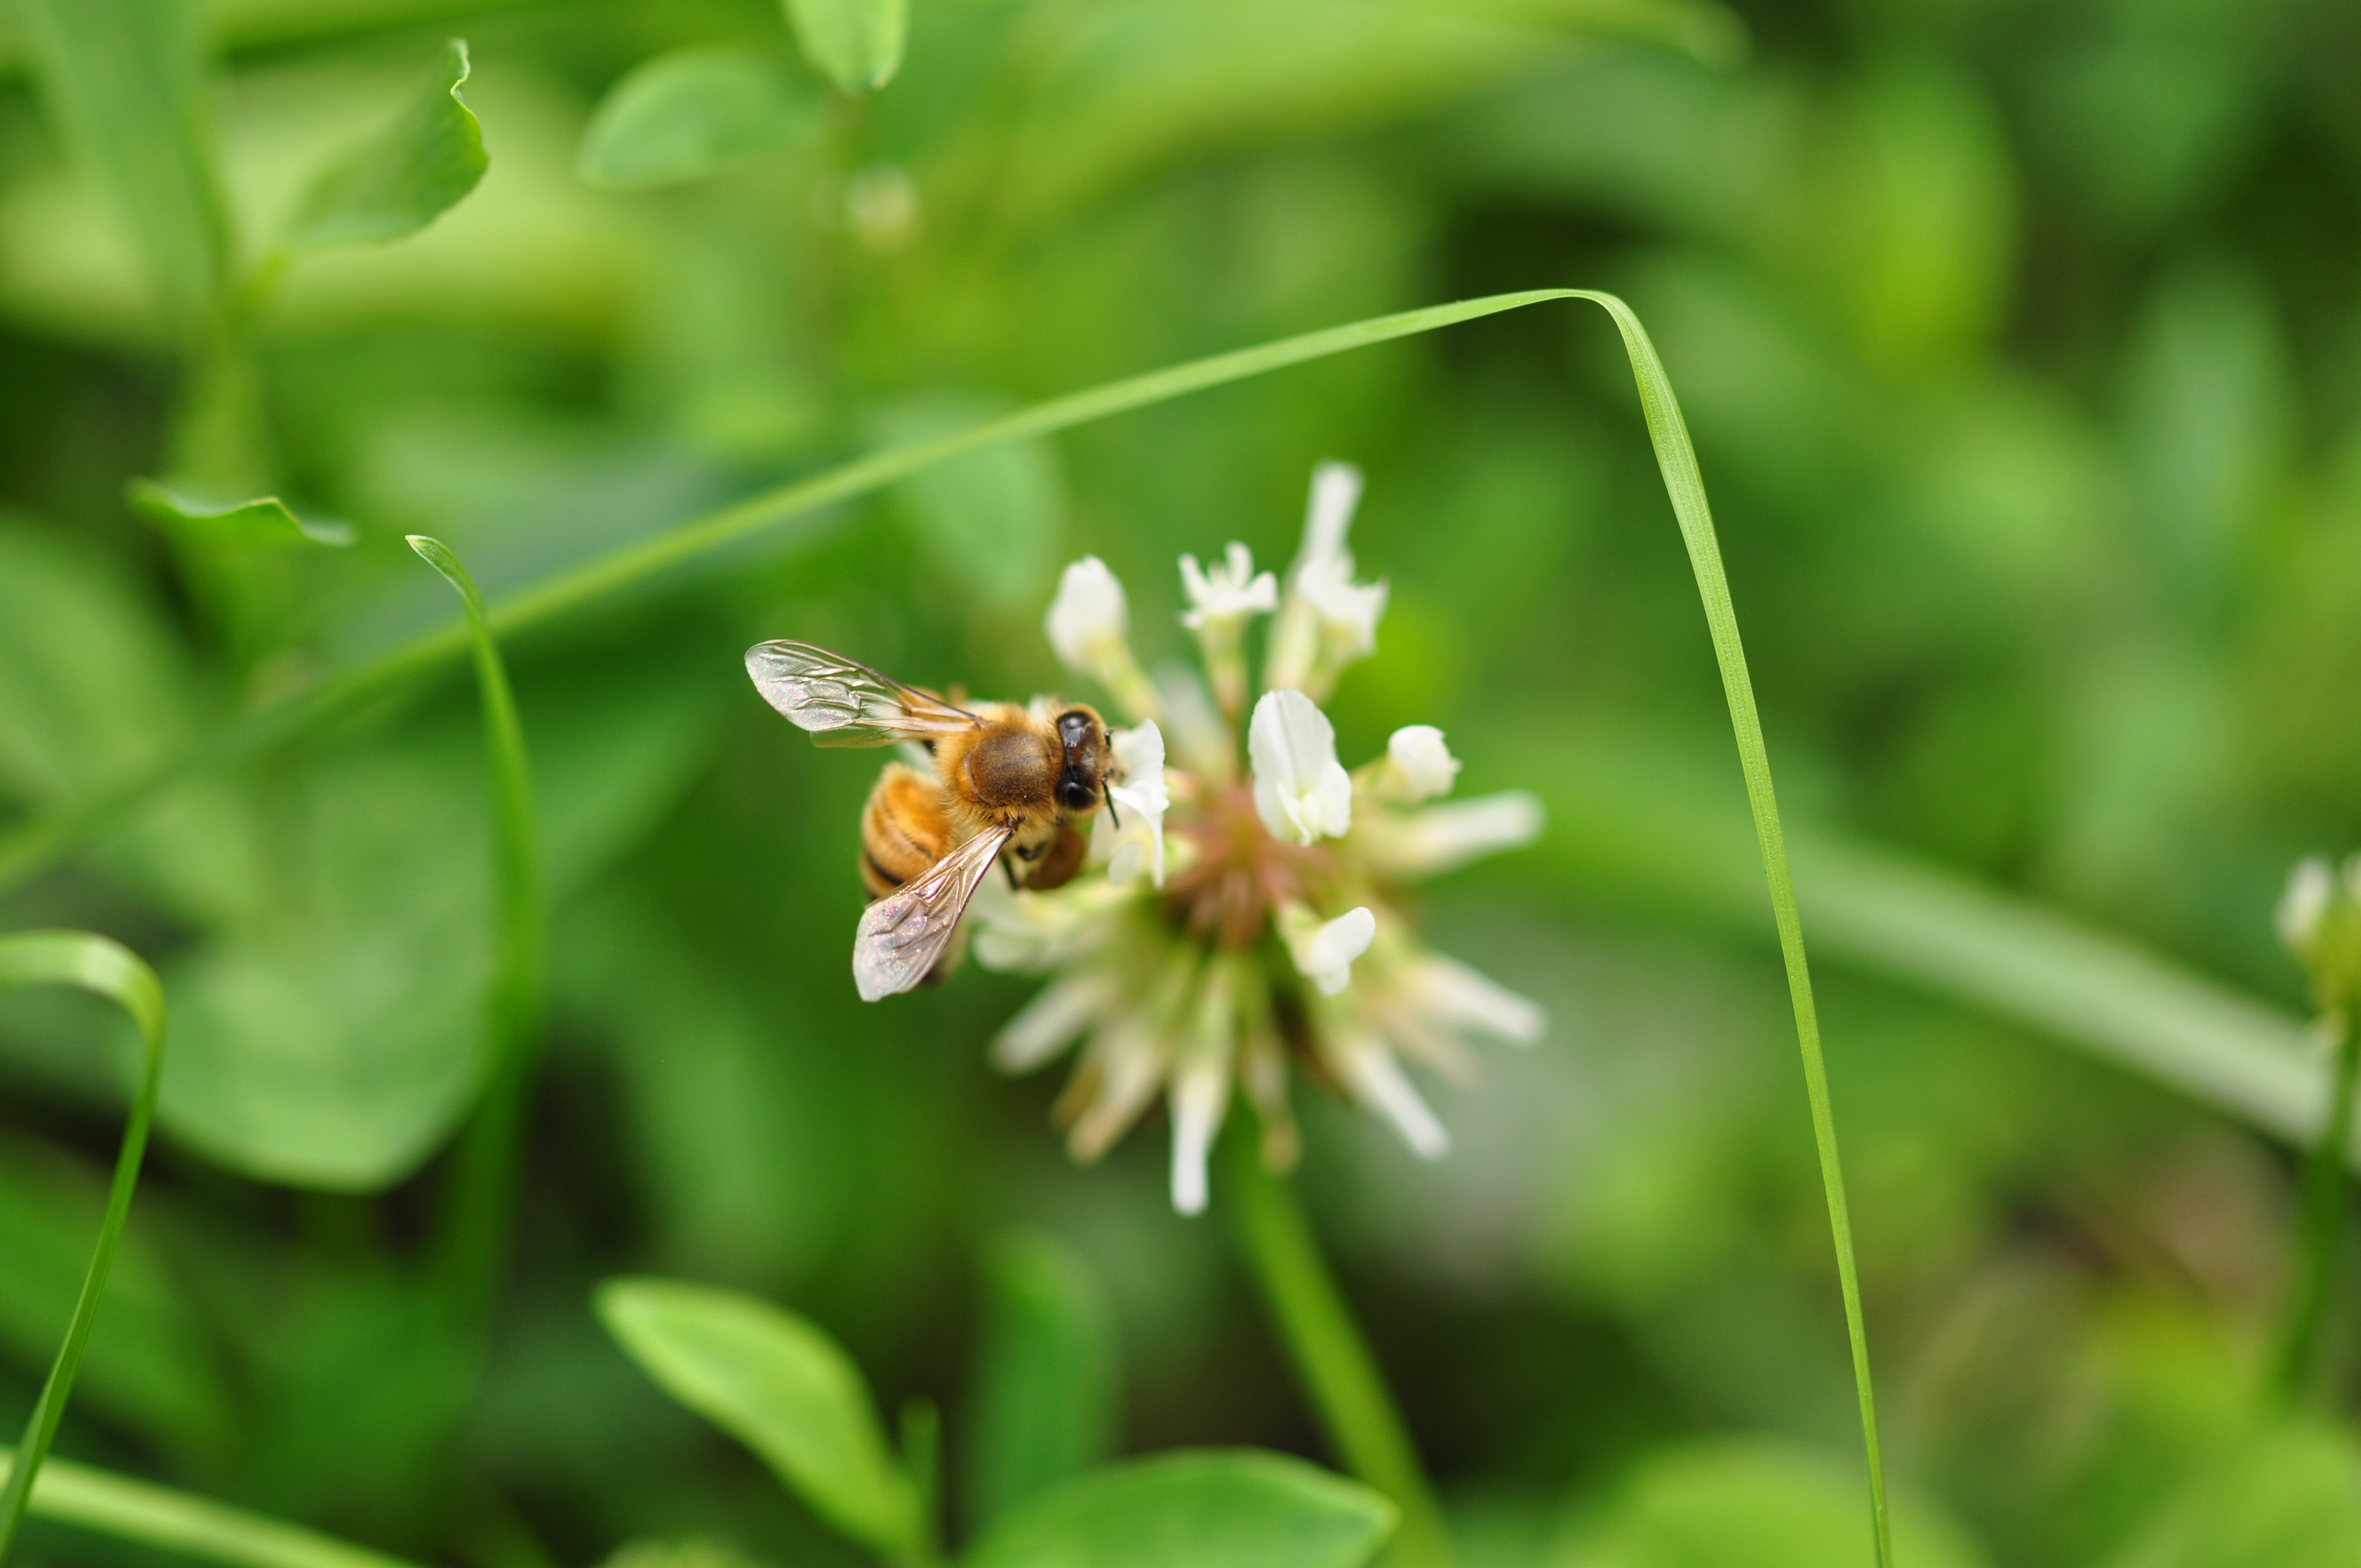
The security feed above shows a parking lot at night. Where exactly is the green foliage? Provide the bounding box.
[284,41,488,252]
[596,1277,924,1558]
[966,1233,1121,1526]
[13,0,228,338]
[128,482,355,548]
[960,1450,1395,1568]
[1550,1439,1984,1568]
[782,0,909,95]
[2101,1422,2361,1568]
[8,1447,425,1568]
[578,48,820,189]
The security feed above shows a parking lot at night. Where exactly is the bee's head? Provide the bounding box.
[1054,706,1111,813]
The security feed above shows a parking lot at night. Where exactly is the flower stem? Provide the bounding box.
[2275,1009,2361,1398]
[1223,1136,1451,1568]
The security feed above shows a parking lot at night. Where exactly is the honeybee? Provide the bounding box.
[746,639,1116,1001]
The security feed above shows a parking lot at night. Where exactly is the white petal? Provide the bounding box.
[993,971,1117,1072]
[1410,953,1544,1045]
[1045,557,1129,671]
[1169,1060,1228,1216]
[1386,725,1461,802]
[1297,907,1376,995]
[1249,689,1353,845]
[2280,858,2335,954]
[1341,1046,1450,1159]
[1365,791,1543,877]
[1302,462,1364,568]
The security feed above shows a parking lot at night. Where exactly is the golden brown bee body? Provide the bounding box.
[860,701,1110,898]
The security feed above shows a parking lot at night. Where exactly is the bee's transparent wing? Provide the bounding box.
[854,825,1011,1001]
[746,639,980,747]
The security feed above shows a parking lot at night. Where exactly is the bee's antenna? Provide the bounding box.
[1105,794,1123,830]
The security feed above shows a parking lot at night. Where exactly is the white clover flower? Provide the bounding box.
[1379,725,1460,803]
[1284,905,1376,996]
[1265,462,1389,700]
[1249,689,1353,846]
[1045,556,1161,720]
[951,461,1543,1211]
[1179,542,1279,628]
[1097,720,1171,888]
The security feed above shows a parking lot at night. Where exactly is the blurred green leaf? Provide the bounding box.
[595,1277,921,1558]
[13,0,229,338]
[784,0,909,95]
[961,1449,1395,1568]
[284,40,487,252]
[2100,1422,2361,1568]
[877,394,1064,611]
[578,48,820,189]
[966,1232,1122,1527]
[128,480,355,547]
[1549,1439,1984,1568]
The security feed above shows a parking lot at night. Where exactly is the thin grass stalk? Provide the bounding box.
[2274,1009,2361,1397]
[407,537,546,1321]
[1224,1135,1448,1568]
[0,933,168,1566]
[1,1447,422,1568]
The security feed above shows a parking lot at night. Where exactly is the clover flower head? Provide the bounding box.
[969,462,1544,1213]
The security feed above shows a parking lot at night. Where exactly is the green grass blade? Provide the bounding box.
[2,1447,421,1568]
[405,537,544,1317]
[1563,293,1889,1564]
[0,933,168,1566]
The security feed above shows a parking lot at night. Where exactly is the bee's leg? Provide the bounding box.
[1002,854,1020,891]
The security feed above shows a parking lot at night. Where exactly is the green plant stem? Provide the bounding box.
[408,538,545,1323]
[1225,1136,1450,1568]
[0,1447,421,1568]
[0,933,167,1568]
[2275,1008,2361,1397]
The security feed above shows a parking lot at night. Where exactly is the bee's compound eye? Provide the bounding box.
[1057,778,1097,812]
[1057,711,1095,748]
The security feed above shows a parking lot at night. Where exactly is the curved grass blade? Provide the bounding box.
[405,537,543,1318]
[2,1446,421,1568]
[0,932,168,1566]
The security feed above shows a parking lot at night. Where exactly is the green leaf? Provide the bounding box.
[961,1450,1395,1568]
[1551,1439,1984,1568]
[595,1277,920,1557]
[783,0,909,94]
[284,40,487,251]
[967,1232,1121,1526]
[578,47,820,189]
[127,480,355,547]
[0,932,167,1562]
[14,0,230,339]
[2102,1423,2361,1568]
[4,1444,425,1568]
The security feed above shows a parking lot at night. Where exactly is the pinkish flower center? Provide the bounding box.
[1165,784,1335,949]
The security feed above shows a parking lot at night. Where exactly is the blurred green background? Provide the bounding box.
[3,0,2361,1563]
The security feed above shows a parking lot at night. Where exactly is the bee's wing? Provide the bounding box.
[853,825,1013,1001]
[746,639,980,748]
